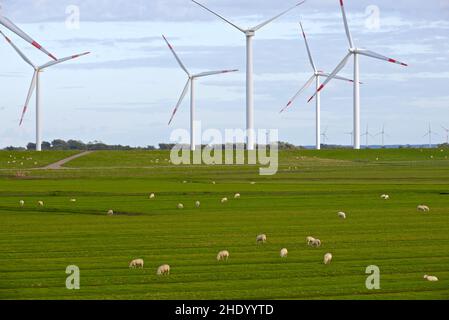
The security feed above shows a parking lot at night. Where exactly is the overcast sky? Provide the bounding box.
[1,0,449,148]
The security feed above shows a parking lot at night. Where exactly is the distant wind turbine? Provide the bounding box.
[376,124,390,147]
[441,125,449,144]
[0,30,89,151]
[162,35,238,151]
[345,131,354,146]
[361,125,375,148]
[191,0,306,150]
[423,124,438,148]
[308,0,407,150]
[280,22,354,150]
[0,14,57,60]
[321,127,329,145]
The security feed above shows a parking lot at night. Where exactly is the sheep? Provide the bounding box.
[129,259,144,269]
[338,211,347,219]
[424,275,439,282]
[195,201,201,208]
[177,203,184,209]
[310,239,322,248]
[221,197,228,204]
[149,193,155,199]
[38,201,44,207]
[217,250,230,262]
[19,200,25,207]
[107,209,114,216]
[70,199,77,202]
[157,264,170,276]
[212,181,216,185]
[381,194,390,200]
[250,181,256,185]
[280,248,288,258]
[324,253,333,265]
[234,193,241,199]
[417,205,430,212]
[256,234,267,244]
[306,236,316,246]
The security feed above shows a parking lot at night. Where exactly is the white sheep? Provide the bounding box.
[417,205,430,212]
[221,197,228,204]
[381,194,390,200]
[280,248,288,258]
[338,212,347,219]
[19,200,25,207]
[256,234,267,244]
[234,193,241,199]
[195,201,201,208]
[107,209,114,216]
[424,275,439,282]
[212,181,216,185]
[70,199,77,202]
[177,203,184,209]
[217,250,230,262]
[157,264,170,276]
[129,259,144,269]
[310,239,322,248]
[149,193,155,199]
[306,236,315,246]
[324,253,333,265]
[250,182,256,185]
[38,201,44,207]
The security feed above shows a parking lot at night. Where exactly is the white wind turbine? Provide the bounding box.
[441,125,449,144]
[308,0,407,150]
[423,124,438,149]
[191,0,306,150]
[345,131,354,146]
[280,22,354,150]
[0,30,89,151]
[361,124,374,148]
[162,35,238,151]
[0,14,57,60]
[376,124,390,147]
[321,127,329,145]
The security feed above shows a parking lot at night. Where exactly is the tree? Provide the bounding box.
[27,143,36,150]
[52,139,68,150]
[42,141,52,150]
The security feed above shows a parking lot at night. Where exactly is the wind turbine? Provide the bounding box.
[321,127,329,146]
[441,125,449,144]
[376,124,390,147]
[308,0,407,150]
[0,14,57,60]
[345,131,354,146]
[280,22,354,150]
[361,124,374,148]
[191,0,306,151]
[162,35,238,151]
[423,124,438,148]
[0,30,89,151]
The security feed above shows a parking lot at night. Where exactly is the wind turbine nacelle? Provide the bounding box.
[245,30,256,37]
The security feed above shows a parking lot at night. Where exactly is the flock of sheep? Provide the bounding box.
[17,190,438,281]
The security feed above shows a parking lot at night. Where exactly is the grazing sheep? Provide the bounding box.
[417,205,430,212]
[177,203,184,209]
[310,239,322,248]
[129,259,144,269]
[338,212,347,219]
[195,201,201,208]
[182,181,187,184]
[306,236,315,246]
[221,197,228,204]
[324,253,333,265]
[70,199,77,202]
[381,194,390,200]
[280,248,288,258]
[157,264,170,276]
[424,275,439,282]
[38,201,44,207]
[234,193,241,199]
[256,234,267,244]
[250,181,256,185]
[149,193,155,199]
[217,250,230,262]
[19,200,25,207]
[212,181,216,185]
[107,209,114,216]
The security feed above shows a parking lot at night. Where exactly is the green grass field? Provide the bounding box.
[0,149,448,300]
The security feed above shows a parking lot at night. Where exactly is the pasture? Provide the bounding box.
[0,149,448,300]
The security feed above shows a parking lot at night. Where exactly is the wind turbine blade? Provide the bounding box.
[299,22,316,71]
[339,0,354,48]
[19,71,38,126]
[319,72,355,83]
[280,75,315,113]
[0,30,35,68]
[307,52,352,103]
[168,79,191,125]
[0,15,57,60]
[193,69,238,78]
[358,49,408,67]
[162,35,190,75]
[191,0,245,33]
[40,52,90,69]
[252,1,306,31]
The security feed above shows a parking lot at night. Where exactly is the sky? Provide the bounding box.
[1,0,449,148]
